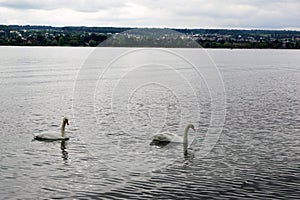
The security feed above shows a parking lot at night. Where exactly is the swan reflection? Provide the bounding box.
[60,140,68,160]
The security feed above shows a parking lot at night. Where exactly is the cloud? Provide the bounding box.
[0,0,299,29]
[0,0,125,12]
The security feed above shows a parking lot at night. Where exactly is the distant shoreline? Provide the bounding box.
[1,45,299,49]
[1,25,300,49]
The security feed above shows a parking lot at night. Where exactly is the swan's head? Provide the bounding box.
[187,124,195,131]
[63,117,69,125]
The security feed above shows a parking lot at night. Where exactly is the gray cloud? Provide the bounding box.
[0,0,299,29]
[0,0,125,12]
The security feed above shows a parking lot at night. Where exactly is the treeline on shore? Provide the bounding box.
[1,25,300,49]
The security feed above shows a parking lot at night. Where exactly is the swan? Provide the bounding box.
[150,124,195,155]
[33,117,70,141]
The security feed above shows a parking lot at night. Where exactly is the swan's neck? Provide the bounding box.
[183,126,189,156]
[61,122,66,138]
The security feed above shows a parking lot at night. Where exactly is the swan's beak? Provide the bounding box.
[192,128,196,132]
[67,121,69,125]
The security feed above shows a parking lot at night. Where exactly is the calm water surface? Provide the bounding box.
[0,47,299,199]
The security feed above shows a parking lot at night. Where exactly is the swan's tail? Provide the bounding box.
[32,133,38,139]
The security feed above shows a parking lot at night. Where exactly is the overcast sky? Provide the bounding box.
[0,0,299,30]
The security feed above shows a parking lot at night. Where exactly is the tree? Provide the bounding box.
[51,39,58,46]
[58,37,65,46]
[69,39,79,46]
[88,39,97,47]
[296,40,300,48]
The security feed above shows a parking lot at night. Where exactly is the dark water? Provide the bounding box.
[0,47,299,199]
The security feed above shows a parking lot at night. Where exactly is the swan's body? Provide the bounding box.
[34,117,69,141]
[34,132,69,141]
[150,124,195,155]
[151,132,182,143]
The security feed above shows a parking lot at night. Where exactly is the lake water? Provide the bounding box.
[0,47,299,199]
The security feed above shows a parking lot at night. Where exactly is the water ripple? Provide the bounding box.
[1,48,300,199]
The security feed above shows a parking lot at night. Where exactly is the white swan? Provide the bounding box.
[33,117,69,141]
[150,124,195,155]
